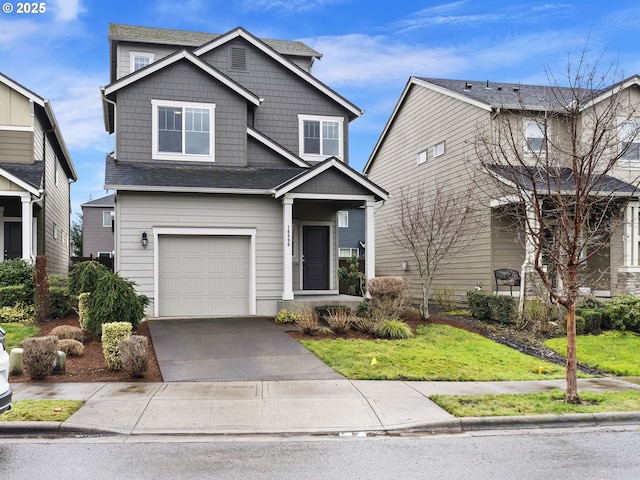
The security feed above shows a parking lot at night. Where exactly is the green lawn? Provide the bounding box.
[545,331,640,376]
[301,324,569,381]
[1,400,83,422]
[1,322,39,351]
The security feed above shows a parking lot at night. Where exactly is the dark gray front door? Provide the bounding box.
[4,223,21,260]
[303,225,329,290]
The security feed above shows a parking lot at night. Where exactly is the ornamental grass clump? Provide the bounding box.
[325,307,351,334]
[102,322,132,371]
[376,319,414,339]
[296,306,319,335]
[22,335,58,380]
[119,335,148,378]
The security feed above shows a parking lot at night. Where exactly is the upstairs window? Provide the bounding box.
[298,115,343,161]
[130,52,155,72]
[416,150,427,165]
[525,121,547,154]
[433,141,445,158]
[152,100,215,162]
[620,120,640,161]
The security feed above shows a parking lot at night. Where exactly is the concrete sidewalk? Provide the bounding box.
[4,377,640,437]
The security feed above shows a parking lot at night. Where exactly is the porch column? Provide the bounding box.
[364,200,375,298]
[20,195,32,262]
[520,199,538,307]
[282,197,294,300]
[623,201,640,267]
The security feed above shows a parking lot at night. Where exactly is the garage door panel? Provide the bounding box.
[159,235,251,316]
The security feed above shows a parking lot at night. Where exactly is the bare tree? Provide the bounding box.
[388,184,479,319]
[474,54,640,403]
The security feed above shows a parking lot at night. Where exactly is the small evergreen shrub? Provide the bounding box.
[466,291,517,323]
[295,306,319,335]
[119,335,148,378]
[102,322,132,371]
[78,292,90,331]
[58,338,84,357]
[356,299,371,317]
[338,254,365,296]
[604,295,640,332]
[22,335,58,380]
[87,272,149,336]
[0,302,36,324]
[433,286,457,312]
[50,325,84,343]
[575,308,602,334]
[0,258,34,301]
[274,309,302,324]
[68,260,110,295]
[0,285,30,307]
[376,318,414,339]
[561,314,586,335]
[50,286,74,319]
[367,276,408,319]
[325,308,351,334]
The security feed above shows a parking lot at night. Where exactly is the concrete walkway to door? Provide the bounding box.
[147,317,343,382]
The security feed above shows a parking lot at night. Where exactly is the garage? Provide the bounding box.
[158,234,252,317]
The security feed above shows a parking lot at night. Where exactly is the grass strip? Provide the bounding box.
[1,399,84,422]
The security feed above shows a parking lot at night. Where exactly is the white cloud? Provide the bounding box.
[51,0,85,21]
[243,0,345,13]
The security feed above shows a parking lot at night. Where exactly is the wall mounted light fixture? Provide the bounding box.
[141,232,148,249]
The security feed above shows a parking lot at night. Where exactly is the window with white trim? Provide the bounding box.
[620,120,640,161]
[98,252,113,258]
[339,248,359,258]
[298,114,343,161]
[525,120,547,153]
[130,51,155,72]
[53,223,58,239]
[433,141,445,158]
[152,100,215,162]
[103,211,112,228]
[338,210,349,228]
[416,149,427,165]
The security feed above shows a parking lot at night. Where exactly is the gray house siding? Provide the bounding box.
[366,83,493,303]
[115,61,248,166]
[82,206,114,257]
[115,43,177,80]
[200,39,351,165]
[291,169,373,196]
[338,208,365,256]
[247,136,297,167]
[115,191,284,316]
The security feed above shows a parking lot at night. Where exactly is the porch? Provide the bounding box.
[277,294,364,313]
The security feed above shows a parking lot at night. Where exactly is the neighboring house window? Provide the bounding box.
[338,211,349,228]
[130,51,155,72]
[53,223,58,239]
[298,114,343,161]
[525,121,547,153]
[416,150,427,165]
[103,211,113,228]
[98,252,113,258]
[152,100,215,162]
[433,141,445,158]
[62,232,67,246]
[339,248,359,258]
[620,120,640,161]
[54,161,59,186]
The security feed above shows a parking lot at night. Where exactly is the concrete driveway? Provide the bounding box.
[147,317,343,382]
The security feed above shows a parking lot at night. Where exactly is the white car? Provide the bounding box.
[0,327,11,414]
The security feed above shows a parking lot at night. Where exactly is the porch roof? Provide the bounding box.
[0,162,44,193]
[486,164,638,196]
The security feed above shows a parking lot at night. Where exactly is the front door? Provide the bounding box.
[4,223,21,260]
[303,225,329,290]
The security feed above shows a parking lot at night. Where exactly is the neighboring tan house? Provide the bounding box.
[0,73,77,275]
[80,193,114,259]
[101,24,388,318]
[364,76,640,304]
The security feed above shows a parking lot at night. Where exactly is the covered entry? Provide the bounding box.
[156,228,256,317]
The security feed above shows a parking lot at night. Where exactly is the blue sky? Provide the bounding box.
[1,0,639,215]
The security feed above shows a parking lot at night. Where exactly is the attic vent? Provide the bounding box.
[230,47,247,70]
[464,82,472,91]
[513,85,520,92]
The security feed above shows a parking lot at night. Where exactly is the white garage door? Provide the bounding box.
[158,235,251,316]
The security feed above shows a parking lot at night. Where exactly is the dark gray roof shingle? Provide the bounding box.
[0,162,44,190]
[81,194,114,208]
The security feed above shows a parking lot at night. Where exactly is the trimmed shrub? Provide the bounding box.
[0,285,30,307]
[102,322,132,370]
[274,309,302,324]
[367,276,408,319]
[50,325,84,343]
[325,308,351,334]
[22,335,58,379]
[0,258,34,301]
[50,286,74,319]
[561,314,586,335]
[604,295,640,332]
[119,335,148,378]
[466,291,517,324]
[295,306,319,335]
[68,260,110,296]
[0,302,36,324]
[433,286,457,312]
[58,339,84,357]
[376,318,414,339]
[78,292,90,331]
[575,308,602,335]
[87,272,149,336]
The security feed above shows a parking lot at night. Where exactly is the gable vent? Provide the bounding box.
[230,47,247,70]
